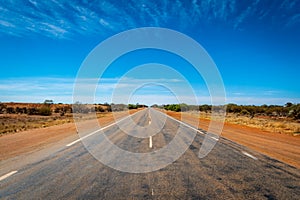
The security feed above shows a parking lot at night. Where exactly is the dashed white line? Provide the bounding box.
[149,136,153,148]
[0,171,18,181]
[242,151,258,160]
[66,109,145,147]
[151,189,154,196]
[148,110,152,125]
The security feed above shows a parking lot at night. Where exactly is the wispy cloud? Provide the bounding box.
[226,97,300,106]
[0,0,298,39]
[0,76,193,103]
[0,19,15,27]
[0,77,297,105]
[286,14,300,27]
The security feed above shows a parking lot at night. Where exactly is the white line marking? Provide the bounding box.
[242,151,258,160]
[149,136,153,148]
[156,110,205,135]
[210,136,219,141]
[148,110,152,125]
[0,171,18,181]
[151,189,154,196]
[66,109,145,147]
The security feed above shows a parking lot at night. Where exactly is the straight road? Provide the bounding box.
[0,108,299,199]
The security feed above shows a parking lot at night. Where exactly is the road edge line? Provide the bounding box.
[154,109,205,135]
[66,109,146,147]
[0,171,18,181]
[242,151,258,160]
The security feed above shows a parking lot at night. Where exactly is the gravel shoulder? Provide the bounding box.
[165,111,300,169]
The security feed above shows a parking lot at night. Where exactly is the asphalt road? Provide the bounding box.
[0,108,299,199]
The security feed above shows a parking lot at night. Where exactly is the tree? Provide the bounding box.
[44,99,54,104]
[179,103,188,112]
[128,104,138,109]
[289,104,300,120]
[199,104,211,113]
[73,101,90,113]
[164,104,181,112]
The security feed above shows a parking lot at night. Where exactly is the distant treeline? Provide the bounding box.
[0,101,147,116]
[152,103,300,120]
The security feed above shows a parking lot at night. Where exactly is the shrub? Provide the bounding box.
[38,106,52,116]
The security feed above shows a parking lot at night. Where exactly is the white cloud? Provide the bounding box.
[99,18,114,30]
[0,0,298,39]
[0,19,15,27]
[0,77,197,104]
[226,96,300,105]
[0,76,298,105]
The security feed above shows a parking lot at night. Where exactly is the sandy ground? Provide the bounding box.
[0,109,299,169]
[166,111,300,169]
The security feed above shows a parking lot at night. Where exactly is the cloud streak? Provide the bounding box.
[0,0,299,39]
[0,77,298,105]
[0,77,191,103]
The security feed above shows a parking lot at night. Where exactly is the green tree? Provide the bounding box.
[44,99,54,104]
[289,104,300,120]
[285,102,293,107]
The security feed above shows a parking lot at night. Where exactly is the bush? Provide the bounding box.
[240,109,250,115]
[128,104,138,109]
[97,106,105,112]
[289,104,300,120]
[38,106,52,116]
[164,104,181,112]
[6,107,15,114]
[0,103,6,114]
[28,107,38,115]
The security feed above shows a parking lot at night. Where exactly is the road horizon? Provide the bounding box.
[1,108,299,199]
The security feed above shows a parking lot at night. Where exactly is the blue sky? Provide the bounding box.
[0,0,299,105]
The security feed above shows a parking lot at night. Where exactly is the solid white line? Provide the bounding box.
[210,136,219,141]
[242,151,258,160]
[0,171,18,181]
[149,136,153,148]
[66,109,145,147]
[156,110,205,135]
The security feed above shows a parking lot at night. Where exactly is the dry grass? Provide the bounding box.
[187,111,300,136]
[0,109,137,136]
[0,114,74,135]
[0,112,112,136]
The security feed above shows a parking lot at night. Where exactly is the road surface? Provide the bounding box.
[0,108,299,199]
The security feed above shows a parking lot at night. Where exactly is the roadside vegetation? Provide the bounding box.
[153,103,300,136]
[0,101,146,135]
[2,100,299,136]
[157,103,300,120]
